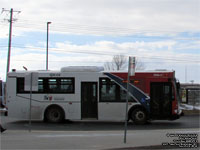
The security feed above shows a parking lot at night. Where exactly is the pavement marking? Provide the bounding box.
[175,130,200,133]
[37,130,200,138]
[38,133,124,138]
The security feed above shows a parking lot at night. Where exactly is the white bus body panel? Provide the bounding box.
[7,71,136,121]
[98,103,125,121]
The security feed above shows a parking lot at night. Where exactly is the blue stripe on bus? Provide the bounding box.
[104,72,150,113]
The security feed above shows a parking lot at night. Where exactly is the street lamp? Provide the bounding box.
[46,21,51,70]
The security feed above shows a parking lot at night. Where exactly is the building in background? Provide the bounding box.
[181,83,200,105]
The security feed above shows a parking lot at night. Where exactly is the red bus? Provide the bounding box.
[107,70,182,124]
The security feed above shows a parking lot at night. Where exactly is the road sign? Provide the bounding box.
[129,57,135,76]
[24,72,38,91]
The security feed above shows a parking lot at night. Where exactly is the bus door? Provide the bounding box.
[81,82,98,119]
[150,82,172,119]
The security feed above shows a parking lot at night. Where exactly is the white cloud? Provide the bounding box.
[1,0,199,36]
[0,39,199,82]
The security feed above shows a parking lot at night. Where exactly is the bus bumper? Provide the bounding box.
[0,108,7,116]
[170,109,183,120]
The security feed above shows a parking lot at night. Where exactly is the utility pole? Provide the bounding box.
[6,8,13,75]
[46,22,51,70]
[185,65,187,83]
[2,8,21,76]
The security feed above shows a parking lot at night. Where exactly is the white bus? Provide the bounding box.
[6,66,181,124]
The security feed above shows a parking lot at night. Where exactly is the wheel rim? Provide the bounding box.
[48,109,61,122]
[135,111,145,121]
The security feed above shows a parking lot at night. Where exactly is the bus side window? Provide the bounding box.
[60,79,74,93]
[99,78,136,102]
[16,77,75,94]
[38,79,44,92]
[48,79,58,93]
[100,78,116,102]
[46,78,75,94]
[17,78,26,93]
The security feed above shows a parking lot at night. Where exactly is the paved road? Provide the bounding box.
[0,115,199,150]
[1,115,199,131]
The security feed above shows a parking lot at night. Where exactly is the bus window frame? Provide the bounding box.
[16,77,75,94]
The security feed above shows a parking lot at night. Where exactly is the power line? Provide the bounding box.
[0,19,199,40]
[1,43,200,64]
[9,59,200,64]
[0,23,199,41]
[14,19,200,34]
[1,45,199,64]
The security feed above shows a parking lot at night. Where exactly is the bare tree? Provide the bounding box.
[104,55,145,71]
[104,54,127,70]
[135,59,145,71]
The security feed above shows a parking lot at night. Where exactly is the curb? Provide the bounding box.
[106,143,200,150]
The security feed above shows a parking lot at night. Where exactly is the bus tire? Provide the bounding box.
[130,108,147,125]
[45,105,65,123]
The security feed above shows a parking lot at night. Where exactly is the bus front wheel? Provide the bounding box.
[45,106,64,123]
[131,108,147,125]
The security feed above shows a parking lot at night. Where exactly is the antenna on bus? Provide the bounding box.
[23,66,28,71]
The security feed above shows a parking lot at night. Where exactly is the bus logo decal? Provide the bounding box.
[44,95,53,101]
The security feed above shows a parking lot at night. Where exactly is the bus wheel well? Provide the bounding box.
[128,105,149,124]
[44,104,65,123]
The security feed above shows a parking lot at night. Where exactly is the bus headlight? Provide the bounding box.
[174,109,178,114]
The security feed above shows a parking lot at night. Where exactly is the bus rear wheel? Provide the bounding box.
[45,106,64,123]
[131,108,147,125]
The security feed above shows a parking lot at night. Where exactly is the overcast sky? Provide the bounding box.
[0,0,200,83]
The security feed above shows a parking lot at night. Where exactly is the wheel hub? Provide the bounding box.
[135,111,145,121]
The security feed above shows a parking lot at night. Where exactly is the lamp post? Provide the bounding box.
[46,21,51,70]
